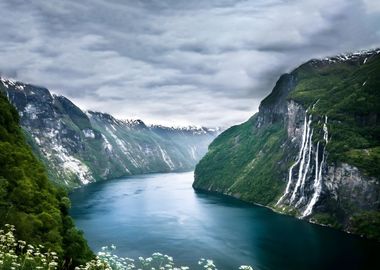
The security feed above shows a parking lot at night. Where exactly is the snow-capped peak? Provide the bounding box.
[320,48,380,64]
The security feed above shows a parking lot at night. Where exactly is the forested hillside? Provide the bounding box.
[0,92,93,268]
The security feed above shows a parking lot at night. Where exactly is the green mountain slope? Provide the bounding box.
[194,49,380,240]
[288,53,380,176]
[0,92,93,268]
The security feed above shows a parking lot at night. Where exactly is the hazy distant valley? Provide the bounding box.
[1,78,219,188]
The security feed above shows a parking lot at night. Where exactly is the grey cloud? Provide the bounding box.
[0,0,379,127]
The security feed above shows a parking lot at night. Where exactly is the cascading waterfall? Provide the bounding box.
[323,116,328,143]
[302,116,329,217]
[295,128,313,207]
[290,114,313,205]
[277,111,329,218]
[276,113,309,206]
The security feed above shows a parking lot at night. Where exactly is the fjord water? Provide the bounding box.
[70,172,379,270]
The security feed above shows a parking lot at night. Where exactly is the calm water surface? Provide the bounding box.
[70,172,380,270]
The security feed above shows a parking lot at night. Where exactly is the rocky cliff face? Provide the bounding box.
[275,100,379,225]
[194,49,380,240]
[0,78,219,188]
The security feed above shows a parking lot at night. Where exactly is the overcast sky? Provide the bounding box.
[0,0,379,127]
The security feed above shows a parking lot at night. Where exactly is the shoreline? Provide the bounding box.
[192,185,376,242]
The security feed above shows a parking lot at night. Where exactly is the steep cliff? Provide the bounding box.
[0,78,218,188]
[194,49,380,240]
[0,92,93,267]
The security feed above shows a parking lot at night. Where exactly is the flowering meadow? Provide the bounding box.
[0,224,59,270]
[0,225,253,270]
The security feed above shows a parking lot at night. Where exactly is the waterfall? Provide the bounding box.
[323,116,328,143]
[276,113,309,206]
[276,107,329,217]
[295,129,313,207]
[302,116,328,217]
[290,115,312,204]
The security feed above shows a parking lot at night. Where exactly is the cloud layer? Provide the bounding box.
[0,0,379,127]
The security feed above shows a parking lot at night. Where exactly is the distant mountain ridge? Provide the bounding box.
[0,77,219,188]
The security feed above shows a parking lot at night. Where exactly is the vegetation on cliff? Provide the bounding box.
[0,93,93,268]
[194,118,287,205]
[290,53,380,177]
[194,50,380,240]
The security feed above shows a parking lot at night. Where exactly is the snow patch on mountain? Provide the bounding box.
[320,48,380,64]
[83,128,95,139]
[50,144,93,185]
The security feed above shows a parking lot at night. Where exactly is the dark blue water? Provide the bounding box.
[69,172,380,270]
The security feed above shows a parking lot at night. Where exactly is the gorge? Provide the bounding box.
[0,0,380,269]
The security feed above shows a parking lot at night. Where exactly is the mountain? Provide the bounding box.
[0,78,219,188]
[0,92,93,268]
[194,49,380,240]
